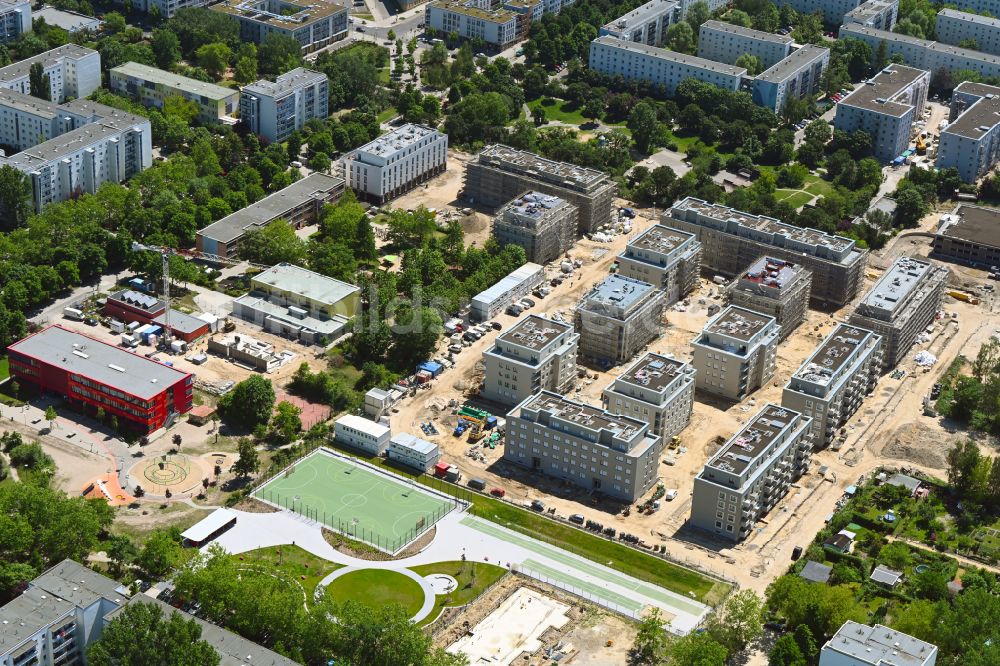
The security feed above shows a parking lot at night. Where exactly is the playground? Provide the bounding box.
[252,448,458,553]
[126,452,223,497]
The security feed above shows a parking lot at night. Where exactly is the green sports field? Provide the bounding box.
[253,449,455,552]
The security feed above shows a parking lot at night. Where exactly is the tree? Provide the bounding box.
[308,151,331,172]
[106,534,137,577]
[628,101,660,154]
[29,62,50,100]
[792,625,817,663]
[684,0,711,33]
[735,53,764,76]
[104,11,127,34]
[668,631,728,666]
[392,304,442,365]
[631,609,669,664]
[233,438,261,479]
[707,589,764,654]
[258,33,303,77]
[136,529,184,577]
[238,219,308,265]
[666,21,695,54]
[769,635,806,666]
[44,406,57,430]
[233,56,258,85]
[0,164,31,231]
[152,29,181,69]
[195,42,232,79]
[893,187,930,227]
[269,401,302,445]
[219,375,275,429]
[162,95,200,124]
[87,601,220,666]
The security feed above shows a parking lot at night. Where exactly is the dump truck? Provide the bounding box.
[948,290,980,305]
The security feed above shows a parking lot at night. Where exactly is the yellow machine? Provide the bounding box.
[948,290,980,305]
[916,135,927,155]
[667,435,681,450]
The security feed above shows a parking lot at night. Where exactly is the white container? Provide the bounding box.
[110,319,125,333]
[121,334,137,347]
[170,340,186,353]
[63,307,84,321]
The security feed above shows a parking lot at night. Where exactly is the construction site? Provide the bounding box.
[492,191,579,264]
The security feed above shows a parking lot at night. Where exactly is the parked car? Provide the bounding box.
[791,545,803,561]
[664,489,678,501]
[490,487,505,497]
[569,513,585,524]
[530,499,545,511]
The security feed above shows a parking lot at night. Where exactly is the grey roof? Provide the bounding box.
[592,35,748,77]
[756,44,829,84]
[704,404,802,475]
[839,64,928,116]
[601,0,678,34]
[153,309,211,335]
[517,390,652,453]
[472,262,544,307]
[241,67,327,99]
[111,62,238,102]
[790,323,878,389]
[856,257,933,319]
[870,565,903,586]
[799,560,833,583]
[824,621,937,666]
[702,305,776,343]
[34,6,103,32]
[198,173,344,244]
[886,473,921,492]
[354,123,444,160]
[0,587,77,654]
[477,144,611,191]
[389,432,438,455]
[943,85,1000,139]
[7,325,191,400]
[626,224,696,257]
[0,87,60,119]
[940,203,1000,247]
[180,508,238,542]
[31,560,129,608]
[233,293,350,336]
[700,19,793,45]
[938,7,1000,29]
[251,262,359,306]
[580,274,657,316]
[497,314,572,350]
[614,352,690,393]
[0,44,95,85]
[4,104,147,168]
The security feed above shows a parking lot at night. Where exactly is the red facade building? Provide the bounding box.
[7,325,194,432]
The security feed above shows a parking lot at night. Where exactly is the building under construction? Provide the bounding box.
[493,191,578,264]
[727,256,812,342]
[464,144,618,234]
[615,224,702,306]
[574,274,666,368]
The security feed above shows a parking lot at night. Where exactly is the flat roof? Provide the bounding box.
[0,87,60,119]
[839,64,928,116]
[800,560,832,583]
[252,262,358,306]
[870,565,903,586]
[736,256,808,292]
[792,323,876,386]
[943,84,1000,139]
[335,414,390,437]
[705,404,801,475]
[472,262,543,306]
[35,6,102,32]
[846,0,896,22]
[477,145,611,191]
[839,24,929,47]
[31,559,130,608]
[580,274,656,316]
[756,44,829,84]
[241,67,326,99]
[616,352,688,393]
[180,508,238,542]
[389,432,437,455]
[704,306,775,342]
[938,7,1000,28]
[355,123,442,159]
[825,621,936,666]
[857,256,933,318]
[0,44,95,85]
[700,19,793,45]
[627,223,695,256]
[497,191,571,227]
[428,0,517,22]
[940,203,1000,247]
[520,391,648,446]
[8,325,191,400]
[592,35,748,77]
[601,0,677,34]
[111,62,237,101]
[212,0,347,28]
[0,587,75,653]
[497,315,571,350]
[5,104,147,167]
[199,173,344,244]
[153,309,210,335]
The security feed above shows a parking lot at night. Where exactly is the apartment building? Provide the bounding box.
[0,94,151,212]
[110,62,238,124]
[504,391,663,502]
[782,323,883,448]
[464,144,617,234]
[843,0,898,30]
[0,0,30,43]
[212,0,349,53]
[240,68,328,143]
[197,173,345,258]
[425,0,519,48]
[615,224,702,306]
[936,81,1000,183]
[7,325,192,432]
[752,45,830,113]
[781,0,869,23]
[727,256,812,342]
[933,202,1000,268]
[599,0,678,47]
[470,262,544,321]
[664,197,868,308]
[481,314,578,408]
[120,0,210,18]
[602,351,694,441]
[233,262,360,344]
[839,23,1000,80]
[834,64,930,164]
[493,191,578,264]
[690,404,813,542]
[697,20,793,69]
[574,274,666,368]
[691,306,779,400]
[342,123,447,203]
[819,621,938,666]
[946,0,996,12]
[589,35,747,96]
[34,6,103,33]
[848,256,948,370]
[0,44,100,102]
[936,8,1000,56]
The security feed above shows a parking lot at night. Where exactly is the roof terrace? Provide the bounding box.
[705,404,800,476]
[616,352,687,393]
[478,145,610,191]
[498,315,571,350]
[704,306,775,343]
[792,323,875,388]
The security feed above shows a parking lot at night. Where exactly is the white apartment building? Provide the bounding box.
[752,45,830,113]
[110,61,239,124]
[848,256,948,370]
[241,68,328,143]
[121,0,210,18]
[937,81,1000,183]
[936,8,1000,56]
[602,352,695,442]
[424,0,519,48]
[333,414,391,454]
[947,0,996,12]
[839,24,1000,81]
[834,64,930,164]
[342,123,447,203]
[386,433,440,471]
[588,35,747,96]
[781,0,869,23]
[574,274,667,368]
[504,391,664,502]
[697,20,793,69]
[691,305,779,401]
[599,0,679,47]
[0,44,100,103]
[213,0,349,53]
[843,0,898,30]
[819,621,937,666]
[615,223,702,306]
[782,323,883,449]
[481,314,579,408]
[690,404,813,542]
[0,0,30,44]
[0,93,151,211]
[727,256,812,343]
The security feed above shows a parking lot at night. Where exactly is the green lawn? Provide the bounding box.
[235,545,341,602]
[804,175,835,197]
[528,98,589,126]
[377,106,398,123]
[325,569,425,617]
[0,357,8,381]
[775,190,814,208]
[410,561,507,625]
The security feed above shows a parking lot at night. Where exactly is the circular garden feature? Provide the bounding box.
[324,569,425,617]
